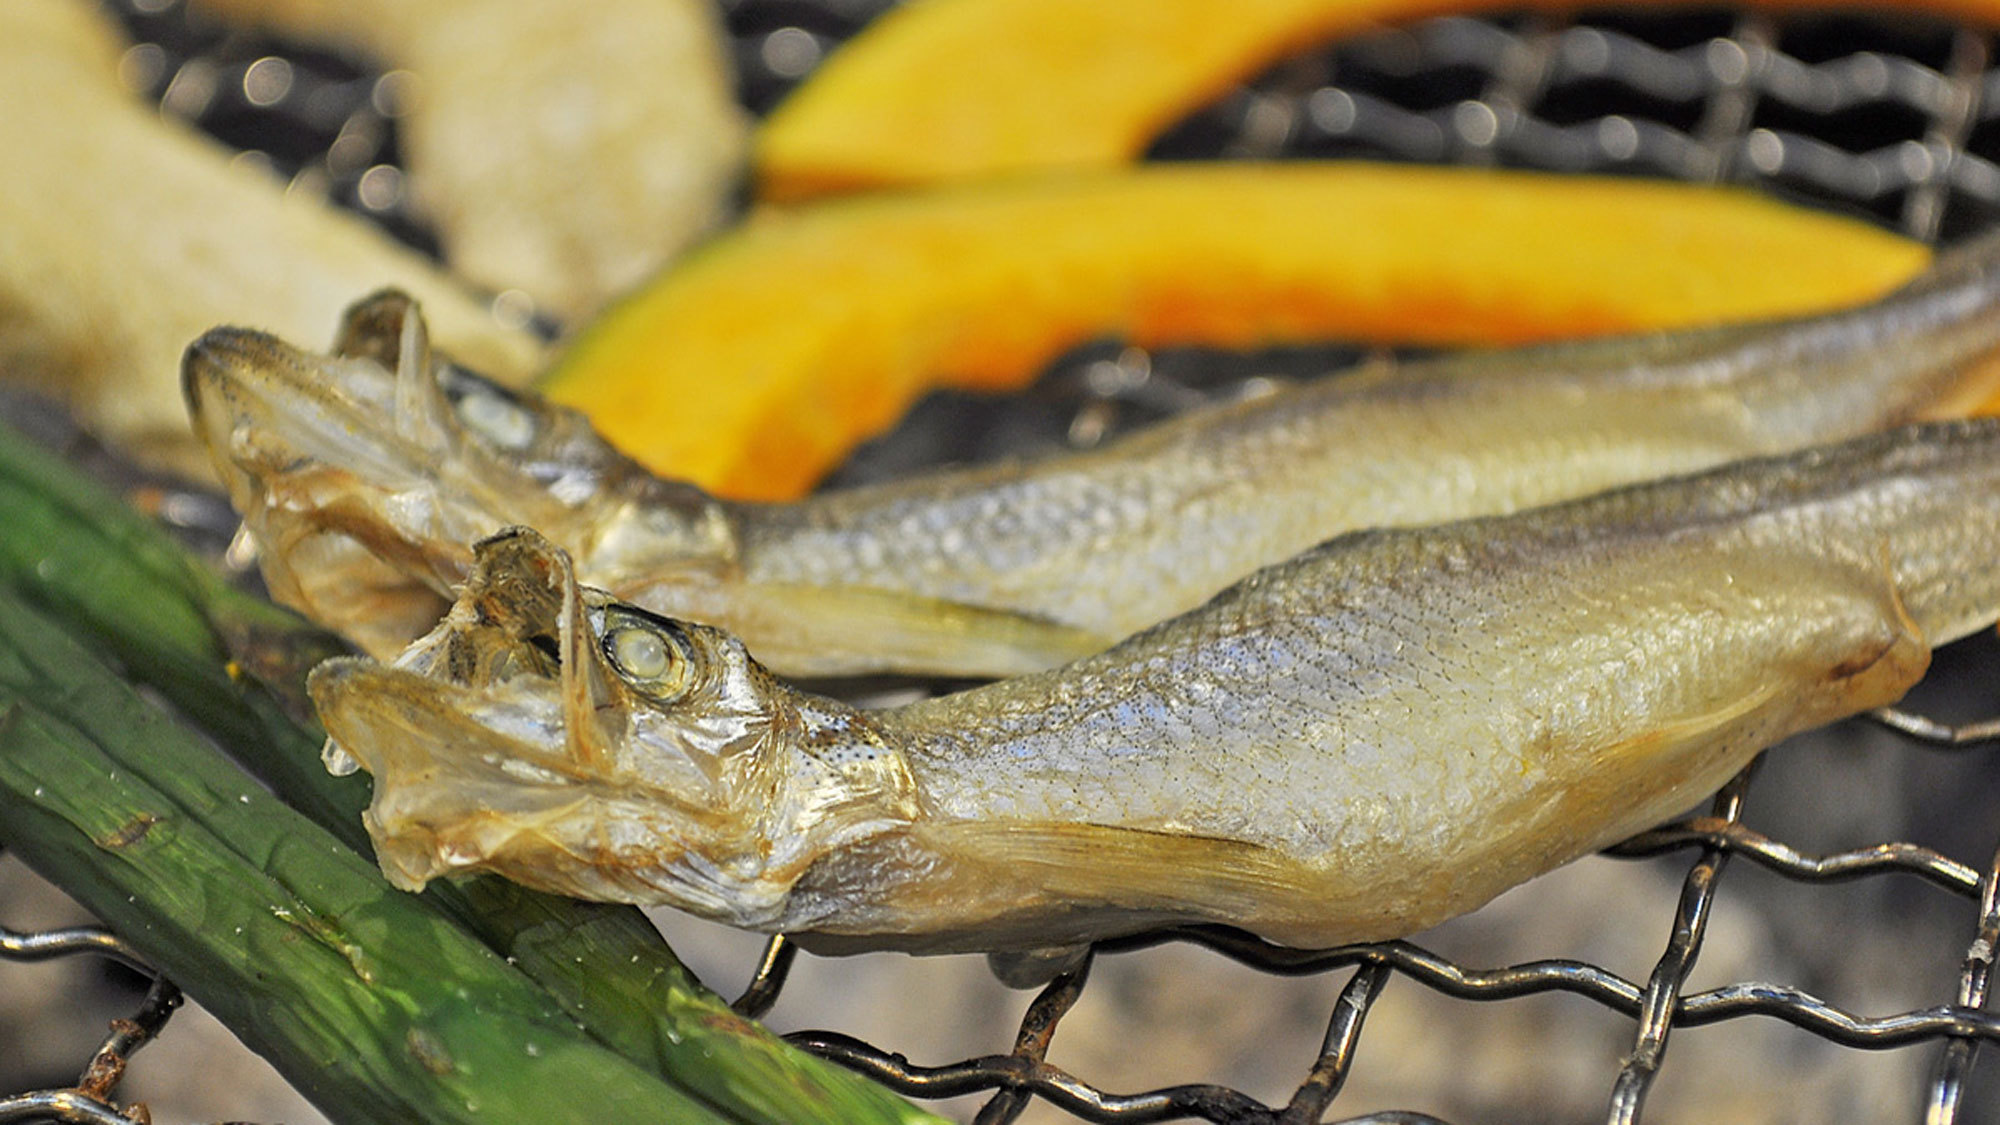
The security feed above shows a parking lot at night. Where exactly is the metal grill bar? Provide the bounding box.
[0,865,182,1125]
[1280,963,1392,1124]
[0,1091,153,1125]
[791,1028,1281,1124]
[1923,838,2000,1123]
[784,949,2000,1122]
[1610,819,1984,894]
[731,931,800,1020]
[1165,11,2000,236]
[1899,27,1985,238]
[1605,767,1753,1122]
[972,954,1095,1125]
[1110,924,2000,1044]
[0,921,155,975]
[1872,705,2000,747]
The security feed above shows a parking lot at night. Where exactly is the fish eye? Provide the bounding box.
[455,387,536,450]
[603,619,694,701]
[611,627,668,677]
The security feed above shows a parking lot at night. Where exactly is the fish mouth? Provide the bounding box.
[182,289,572,498]
[310,526,607,775]
[182,300,440,500]
[307,528,706,894]
[181,293,530,658]
[309,655,594,892]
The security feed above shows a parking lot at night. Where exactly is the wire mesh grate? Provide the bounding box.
[6,1,2000,1122]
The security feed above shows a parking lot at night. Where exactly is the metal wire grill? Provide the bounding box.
[8,1,2000,1122]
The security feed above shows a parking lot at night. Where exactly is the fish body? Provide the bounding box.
[191,235,2000,676]
[311,421,2000,953]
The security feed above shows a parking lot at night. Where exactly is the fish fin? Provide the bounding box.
[1917,348,2000,425]
[695,581,1117,679]
[986,945,1089,989]
[332,289,418,368]
[1841,539,1931,709]
[900,819,1335,942]
[1550,554,1931,854]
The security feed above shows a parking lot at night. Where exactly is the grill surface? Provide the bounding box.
[7,2,2000,1122]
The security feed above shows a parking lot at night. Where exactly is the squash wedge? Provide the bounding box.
[756,0,2000,200]
[543,163,1927,500]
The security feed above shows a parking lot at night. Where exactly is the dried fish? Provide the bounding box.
[312,421,2000,953]
[191,232,2000,674]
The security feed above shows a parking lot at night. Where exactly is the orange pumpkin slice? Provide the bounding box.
[542,163,1927,501]
[756,0,2000,201]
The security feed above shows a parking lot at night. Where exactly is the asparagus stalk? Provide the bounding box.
[0,589,727,1125]
[0,424,937,1125]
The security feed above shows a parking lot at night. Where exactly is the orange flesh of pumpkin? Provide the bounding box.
[541,163,1928,501]
[754,0,2000,201]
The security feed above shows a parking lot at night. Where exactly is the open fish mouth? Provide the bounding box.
[308,527,585,890]
[308,527,721,894]
[182,297,444,502]
[181,292,582,658]
[182,295,470,656]
[181,289,610,522]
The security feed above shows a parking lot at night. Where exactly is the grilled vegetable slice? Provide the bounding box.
[756,0,2000,199]
[0,0,544,481]
[547,164,1925,499]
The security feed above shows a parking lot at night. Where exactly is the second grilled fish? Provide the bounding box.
[311,420,2000,954]
[188,233,2000,676]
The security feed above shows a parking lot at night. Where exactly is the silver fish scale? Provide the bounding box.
[7,1,2000,1123]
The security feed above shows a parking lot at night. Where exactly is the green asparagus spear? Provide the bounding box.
[0,589,730,1125]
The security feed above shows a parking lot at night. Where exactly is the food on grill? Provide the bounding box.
[757,0,1348,199]
[189,230,2000,677]
[311,420,2000,952]
[188,0,748,320]
[545,164,1926,500]
[0,0,543,481]
[755,0,2000,199]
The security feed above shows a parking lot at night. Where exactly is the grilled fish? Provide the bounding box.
[311,421,2000,953]
[190,233,2000,676]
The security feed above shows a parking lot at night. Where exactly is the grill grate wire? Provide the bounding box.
[7,1,2000,1122]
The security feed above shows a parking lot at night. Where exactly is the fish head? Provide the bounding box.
[182,290,732,660]
[308,526,919,928]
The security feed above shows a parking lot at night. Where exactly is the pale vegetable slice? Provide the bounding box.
[0,0,545,480]
[757,0,2000,200]
[544,163,1928,500]
[190,0,750,320]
